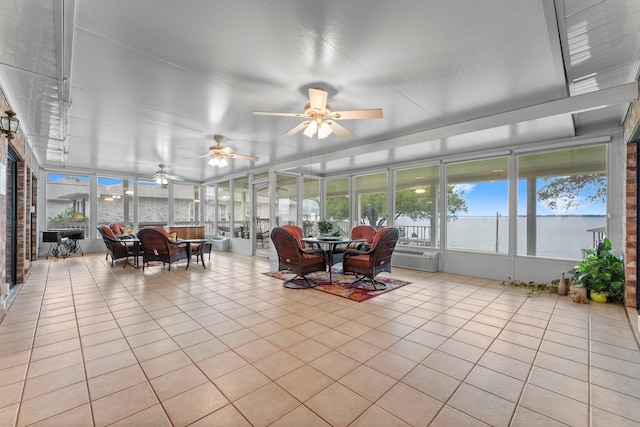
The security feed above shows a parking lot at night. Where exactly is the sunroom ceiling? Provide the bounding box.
[0,0,638,183]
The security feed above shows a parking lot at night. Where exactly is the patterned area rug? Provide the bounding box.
[263,270,411,302]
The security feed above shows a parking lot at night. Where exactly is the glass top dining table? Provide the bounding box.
[301,237,366,283]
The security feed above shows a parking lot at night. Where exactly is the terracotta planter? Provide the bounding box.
[569,285,589,304]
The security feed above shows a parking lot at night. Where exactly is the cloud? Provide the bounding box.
[452,183,476,194]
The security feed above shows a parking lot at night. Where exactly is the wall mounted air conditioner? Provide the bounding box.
[207,235,230,252]
[392,249,439,272]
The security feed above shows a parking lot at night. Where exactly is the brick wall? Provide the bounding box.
[625,92,640,308]
[626,142,637,308]
[0,87,40,303]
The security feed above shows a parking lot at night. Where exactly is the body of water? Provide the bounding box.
[398,216,605,260]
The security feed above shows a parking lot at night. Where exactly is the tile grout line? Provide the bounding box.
[13,260,51,426]
[83,255,182,426]
[409,282,533,425]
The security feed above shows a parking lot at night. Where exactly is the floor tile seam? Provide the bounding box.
[436,381,520,424]
[90,381,161,425]
[127,310,262,421]
[294,387,373,427]
[594,316,640,351]
[512,296,589,425]
[587,302,598,424]
[15,261,92,427]
[514,385,589,426]
[543,324,590,341]
[77,256,178,426]
[583,344,640,366]
[588,404,640,426]
[409,282,534,425]
[588,371,640,402]
[70,257,115,425]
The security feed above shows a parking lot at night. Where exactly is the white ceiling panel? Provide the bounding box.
[0,0,638,182]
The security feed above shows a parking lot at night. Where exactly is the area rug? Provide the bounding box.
[263,270,411,302]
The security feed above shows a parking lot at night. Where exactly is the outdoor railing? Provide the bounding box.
[197,219,435,247]
[396,225,433,246]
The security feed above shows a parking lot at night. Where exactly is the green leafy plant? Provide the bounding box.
[317,220,334,235]
[49,207,88,223]
[574,237,624,303]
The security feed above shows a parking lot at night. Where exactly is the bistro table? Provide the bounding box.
[182,239,211,269]
[301,236,366,284]
[114,234,141,268]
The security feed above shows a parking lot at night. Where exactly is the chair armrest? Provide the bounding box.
[343,247,373,258]
[302,247,325,257]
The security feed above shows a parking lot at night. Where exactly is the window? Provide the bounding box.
[138,180,168,227]
[326,177,350,235]
[174,183,200,225]
[395,165,440,248]
[302,177,320,236]
[446,157,508,253]
[97,176,134,229]
[518,145,606,259]
[234,177,249,238]
[355,172,388,228]
[276,174,297,226]
[46,173,90,238]
[217,181,230,236]
[204,185,215,234]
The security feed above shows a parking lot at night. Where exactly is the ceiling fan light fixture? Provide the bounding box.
[155,177,169,185]
[303,120,318,138]
[209,154,229,167]
[318,121,333,139]
[253,88,382,139]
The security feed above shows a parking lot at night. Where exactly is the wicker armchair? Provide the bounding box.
[280,225,324,255]
[342,227,400,290]
[332,225,377,264]
[271,227,327,288]
[137,227,190,271]
[97,226,136,267]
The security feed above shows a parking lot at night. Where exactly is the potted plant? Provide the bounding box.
[317,220,334,236]
[574,237,624,303]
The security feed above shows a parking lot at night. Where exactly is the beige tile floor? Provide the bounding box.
[1,252,640,426]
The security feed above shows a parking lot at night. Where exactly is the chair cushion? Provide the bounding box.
[345,254,371,269]
[110,223,126,234]
[101,226,117,240]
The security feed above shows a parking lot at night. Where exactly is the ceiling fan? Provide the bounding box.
[150,164,183,185]
[253,88,383,139]
[186,134,258,167]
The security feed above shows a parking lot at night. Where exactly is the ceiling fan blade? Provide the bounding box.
[183,153,213,160]
[327,121,352,137]
[220,146,235,154]
[309,88,328,111]
[331,109,383,120]
[283,121,309,136]
[253,111,304,117]
[167,175,184,181]
[228,153,259,162]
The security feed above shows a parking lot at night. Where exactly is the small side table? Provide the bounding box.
[184,239,211,268]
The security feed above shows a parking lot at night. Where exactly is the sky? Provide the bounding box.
[454,180,606,216]
[50,173,607,217]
